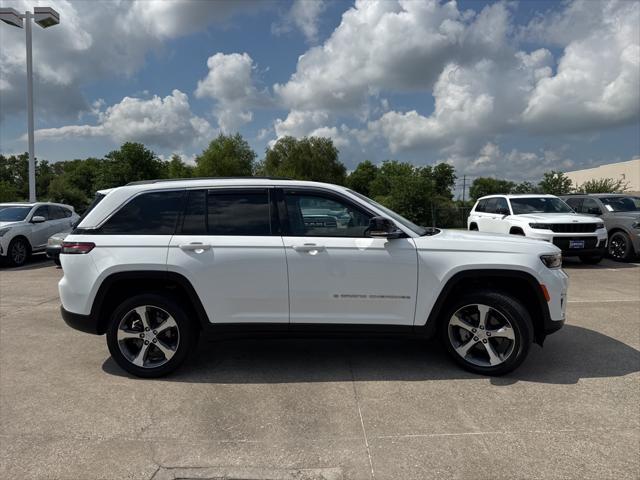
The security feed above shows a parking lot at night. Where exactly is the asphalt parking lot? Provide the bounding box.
[1,256,639,480]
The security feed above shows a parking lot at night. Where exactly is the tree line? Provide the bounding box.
[0,133,628,228]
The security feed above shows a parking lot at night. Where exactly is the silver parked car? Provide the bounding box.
[0,202,79,267]
[562,194,640,261]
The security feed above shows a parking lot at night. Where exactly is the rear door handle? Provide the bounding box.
[292,243,325,252]
[179,242,211,252]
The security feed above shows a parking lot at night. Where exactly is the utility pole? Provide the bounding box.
[0,7,60,202]
[461,175,467,228]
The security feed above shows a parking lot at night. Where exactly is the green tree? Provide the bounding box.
[469,177,515,200]
[167,154,194,178]
[576,177,629,194]
[346,160,378,196]
[369,161,415,198]
[47,176,90,210]
[538,171,573,195]
[98,142,167,188]
[262,136,346,184]
[512,181,537,194]
[195,133,255,177]
[430,163,457,199]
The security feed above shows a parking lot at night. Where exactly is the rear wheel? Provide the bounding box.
[7,237,30,267]
[440,291,533,375]
[608,231,634,262]
[106,294,197,378]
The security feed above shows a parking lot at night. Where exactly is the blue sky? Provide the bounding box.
[1,0,638,187]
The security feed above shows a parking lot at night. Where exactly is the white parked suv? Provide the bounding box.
[0,202,79,267]
[59,179,568,377]
[467,194,608,264]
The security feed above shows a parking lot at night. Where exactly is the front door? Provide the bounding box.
[29,205,52,249]
[279,188,418,326]
[167,188,289,324]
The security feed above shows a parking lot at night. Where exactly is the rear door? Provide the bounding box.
[167,188,289,324]
[477,198,498,232]
[279,188,418,326]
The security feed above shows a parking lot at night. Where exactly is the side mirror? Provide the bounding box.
[367,216,403,239]
[587,207,602,215]
[496,207,509,216]
[31,215,46,223]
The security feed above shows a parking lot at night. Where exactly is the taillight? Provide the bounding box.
[61,242,95,254]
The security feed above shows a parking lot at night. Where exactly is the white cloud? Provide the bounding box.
[195,52,270,132]
[521,0,640,133]
[0,0,270,121]
[34,90,213,149]
[273,1,513,112]
[444,143,577,181]
[272,0,327,43]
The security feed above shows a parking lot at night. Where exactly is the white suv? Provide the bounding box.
[0,202,79,267]
[468,194,608,264]
[59,179,568,377]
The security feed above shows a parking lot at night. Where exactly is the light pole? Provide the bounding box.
[0,6,60,202]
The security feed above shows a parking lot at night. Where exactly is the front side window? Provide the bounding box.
[510,197,573,215]
[580,198,601,215]
[207,190,271,236]
[494,197,509,214]
[100,191,184,234]
[33,206,50,220]
[285,191,371,237]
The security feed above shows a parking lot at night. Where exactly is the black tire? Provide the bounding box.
[54,258,61,266]
[440,290,534,376]
[469,223,478,231]
[608,231,635,262]
[510,229,525,236]
[106,294,198,378]
[6,237,30,267]
[579,255,603,264]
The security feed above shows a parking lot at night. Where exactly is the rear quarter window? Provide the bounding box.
[99,191,185,235]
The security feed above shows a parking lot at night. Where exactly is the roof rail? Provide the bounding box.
[126,176,293,186]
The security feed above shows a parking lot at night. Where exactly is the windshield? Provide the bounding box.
[348,190,427,235]
[599,196,640,212]
[510,197,573,215]
[0,206,32,222]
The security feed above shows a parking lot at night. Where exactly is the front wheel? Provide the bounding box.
[440,291,533,376]
[608,231,634,262]
[6,237,30,267]
[106,294,198,378]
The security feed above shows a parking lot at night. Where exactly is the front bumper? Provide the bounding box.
[61,306,100,335]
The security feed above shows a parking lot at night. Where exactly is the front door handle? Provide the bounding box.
[179,242,211,252]
[292,243,325,252]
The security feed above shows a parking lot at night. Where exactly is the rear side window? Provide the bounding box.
[50,206,68,219]
[100,191,185,234]
[207,190,271,236]
[484,198,498,213]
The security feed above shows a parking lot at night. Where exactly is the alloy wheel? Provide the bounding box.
[11,241,27,265]
[447,304,516,367]
[117,305,180,369]
[609,234,627,260]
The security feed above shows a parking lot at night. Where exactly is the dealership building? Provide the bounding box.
[566,159,640,194]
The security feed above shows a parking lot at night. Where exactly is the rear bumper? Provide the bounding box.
[46,246,61,259]
[61,306,100,335]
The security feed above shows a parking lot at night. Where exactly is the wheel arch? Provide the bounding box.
[419,269,551,346]
[469,222,478,231]
[9,234,32,251]
[509,226,525,235]
[91,271,209,335]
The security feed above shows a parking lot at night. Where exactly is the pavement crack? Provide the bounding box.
[348,357,375,480]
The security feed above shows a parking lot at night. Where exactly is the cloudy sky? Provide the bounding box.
[1,0,638,183]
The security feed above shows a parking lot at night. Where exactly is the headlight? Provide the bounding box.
[595,223,605,230]
[0,227,11,237]
[540,253,562,269]
[530,223,552,230]
[47,236,64,247]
